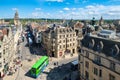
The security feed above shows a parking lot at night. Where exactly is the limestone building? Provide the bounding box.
[35,26,48,44]
[0,19,9,26]
[74,21,84,48]
[0,27,14,78]
[42,25,77,58]
[62,20,84,48]
[79,34,120,80]
[0,19,5,25]
[30,22,48,44]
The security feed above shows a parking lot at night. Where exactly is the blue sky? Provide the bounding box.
[0,0,120,19]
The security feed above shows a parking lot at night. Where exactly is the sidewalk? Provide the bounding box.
[46,53,78,80]
[50,53,78,62]
[3,51,78,80]
[3,66,19,80]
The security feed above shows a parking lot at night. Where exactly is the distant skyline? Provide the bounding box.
[0,0,120,19]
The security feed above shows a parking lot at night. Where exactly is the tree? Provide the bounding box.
[91,17,96,26]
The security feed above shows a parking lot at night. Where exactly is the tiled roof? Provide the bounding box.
[74,21,84,29]
[0,28,9,41]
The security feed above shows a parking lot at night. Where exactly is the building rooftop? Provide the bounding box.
[99,29,115,34]
[81,35,120,62]
[90,33,120,42]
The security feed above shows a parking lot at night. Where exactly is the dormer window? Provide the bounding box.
[88,39,95,49]
[111,44,119,56]
[96,41,103,52]
[96,44,100,51]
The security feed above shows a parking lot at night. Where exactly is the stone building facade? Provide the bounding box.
[42,26,77,58]
[62,20,84,48]
[0,27,14,77]
[0,19,9,26]
[79,35,120,80]
[35,26,48,44]
[74,21,84,48]
[30,22,48,44]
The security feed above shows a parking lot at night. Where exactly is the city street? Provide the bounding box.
[1,1,119,80]
[4,33,79,80]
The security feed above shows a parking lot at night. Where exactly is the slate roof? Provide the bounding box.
[81,35,120,61]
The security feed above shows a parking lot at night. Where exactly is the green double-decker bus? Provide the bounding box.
[30,56,49,78]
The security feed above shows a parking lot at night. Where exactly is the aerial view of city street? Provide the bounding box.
[0,0,120,80]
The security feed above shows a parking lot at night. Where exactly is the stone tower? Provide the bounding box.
[14,10,19,26]
[99,16,104,26]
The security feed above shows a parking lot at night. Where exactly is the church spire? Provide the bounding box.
[99,16,104,26]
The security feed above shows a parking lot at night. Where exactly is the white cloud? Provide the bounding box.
[31,12,52,18]
[63,7,70,11]
[82,0,89,3]
[12,8,18,11]
[72,8,77,10]
[46,0,63,2]
[85,5,120,19]
[62,5,120,19]
[59,10,63,13]
[35,8,41,11]
[32,12,40,17]
[47,13,50,15]
[86,5,95,9]
[31,5,120,19]
[74,0,88,3]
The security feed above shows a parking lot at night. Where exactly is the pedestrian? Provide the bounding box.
[15,69,17,72]
[21,64,22,67]
[54,62,56,66]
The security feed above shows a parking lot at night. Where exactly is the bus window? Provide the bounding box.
[31,68,36,74]
[31,68,36,73]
